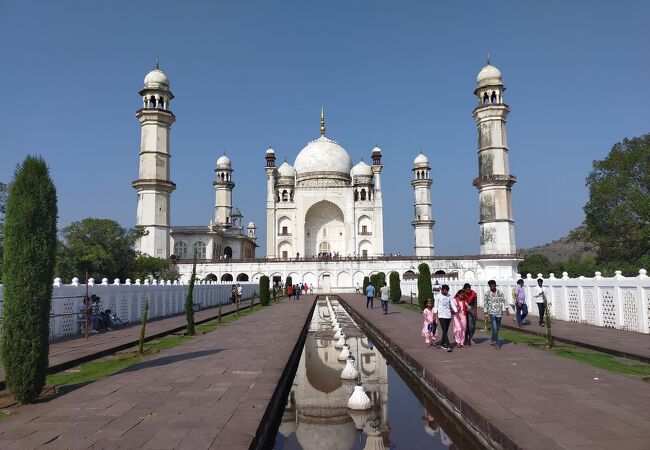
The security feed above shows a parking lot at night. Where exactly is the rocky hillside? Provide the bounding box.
[523,227,598,262]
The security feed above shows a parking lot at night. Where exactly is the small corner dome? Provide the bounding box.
[351,160,373,177]
[476,64,502,84]
[372,145,381,155]
[216,154,231,168]
[414,153,429,165]
[144,69,170,89]
[247,222,256,228]
[277,161,296,178]
[266,147,275,155]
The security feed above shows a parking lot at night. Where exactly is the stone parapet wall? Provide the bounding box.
[399,269,650,334]
[0,279,257,341]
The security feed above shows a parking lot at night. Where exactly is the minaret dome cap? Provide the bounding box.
[216,154,232,168]
[476,63,503,89]
[144,69,170,90]
[414,153,429,165]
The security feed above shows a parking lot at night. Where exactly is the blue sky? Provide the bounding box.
[1,1,648,256]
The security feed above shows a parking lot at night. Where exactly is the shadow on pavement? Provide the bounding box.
[118,349,223,374]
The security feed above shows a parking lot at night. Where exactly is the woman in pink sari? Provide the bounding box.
[452,290,468,348]
[422,299,436,347]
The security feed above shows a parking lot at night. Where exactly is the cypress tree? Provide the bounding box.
[370,273,378,290]
[389,271,402,302]
[259,275,270,306]
[377,272,386,288]
[184,255,197,335]
[362,276,370,294]
[417,263,433,310]
[285,276,292,296]
[2,156,57,403]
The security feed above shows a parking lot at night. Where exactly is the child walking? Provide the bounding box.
[422,299,436,347]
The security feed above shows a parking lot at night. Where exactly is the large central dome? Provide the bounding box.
[294,135,353,181]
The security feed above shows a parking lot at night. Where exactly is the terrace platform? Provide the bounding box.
[337,294,650,450]
[0,298,258,391]
[0,297,315,449]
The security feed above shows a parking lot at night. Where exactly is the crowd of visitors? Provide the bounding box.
[421,279,547,351]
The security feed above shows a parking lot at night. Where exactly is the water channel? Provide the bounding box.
[272,297,483,449]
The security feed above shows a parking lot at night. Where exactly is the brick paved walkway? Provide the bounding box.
[338,294,650,450]
[0,297,315,449]
[0,298,257,390]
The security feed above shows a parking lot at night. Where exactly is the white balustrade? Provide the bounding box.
[400,270,650,333]
[0,279,258,340]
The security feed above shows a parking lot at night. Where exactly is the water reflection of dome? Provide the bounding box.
[278,420,297,438]
[305,336,342,394]
[295,421,357,450]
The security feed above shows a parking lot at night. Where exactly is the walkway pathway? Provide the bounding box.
[0,297,315,449]
[0,298,258,390]
[338,294,650,450]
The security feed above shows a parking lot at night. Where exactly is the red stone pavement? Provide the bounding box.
[0,297,315,449]
[338,294,650,450]
[0,298,258,390]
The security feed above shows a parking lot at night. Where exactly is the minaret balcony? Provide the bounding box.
[472,174,517,188]
[132,178,176,192]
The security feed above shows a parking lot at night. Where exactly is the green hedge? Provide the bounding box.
[417,263,433,310]
[389,271,401,302]
[260,275,270,306]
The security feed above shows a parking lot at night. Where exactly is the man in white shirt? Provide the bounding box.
[380,282,390,315]
[533,278,547,326]
[433,284,457,351]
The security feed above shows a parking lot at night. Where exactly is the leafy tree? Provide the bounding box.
[131,255,179,282]
[389,271,402,302]
[362,276,370,294]
[259,275,270,306]
[417,263,432,310]
[56,218,144,282]
[518,253,556,277]
[584,134,650,269]
[377,271,386,288]
[2,157,57,403]
[184,256,197,335]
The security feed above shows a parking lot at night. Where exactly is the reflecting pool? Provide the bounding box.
[273,298,481,449]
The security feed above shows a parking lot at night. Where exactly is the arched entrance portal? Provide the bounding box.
[205,273,218,282]
[236,273,249,282]
[305,200,345,258]
[224,246,233,259]
[221,273,233,282]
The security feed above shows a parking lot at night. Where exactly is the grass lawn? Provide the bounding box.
[475,319,650,378]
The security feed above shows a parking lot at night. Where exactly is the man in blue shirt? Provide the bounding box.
[366,283,375,308]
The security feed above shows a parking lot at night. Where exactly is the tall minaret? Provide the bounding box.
[133,63,175,258]
[214,154,234,227]
[265,146,277,257]
[371,145,385,255]
[411,152,435,256]
[472,59,517,255]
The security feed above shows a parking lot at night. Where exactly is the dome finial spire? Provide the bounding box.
[155,56,160,70]
[486,52,491,65]
[320,107,326,136]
